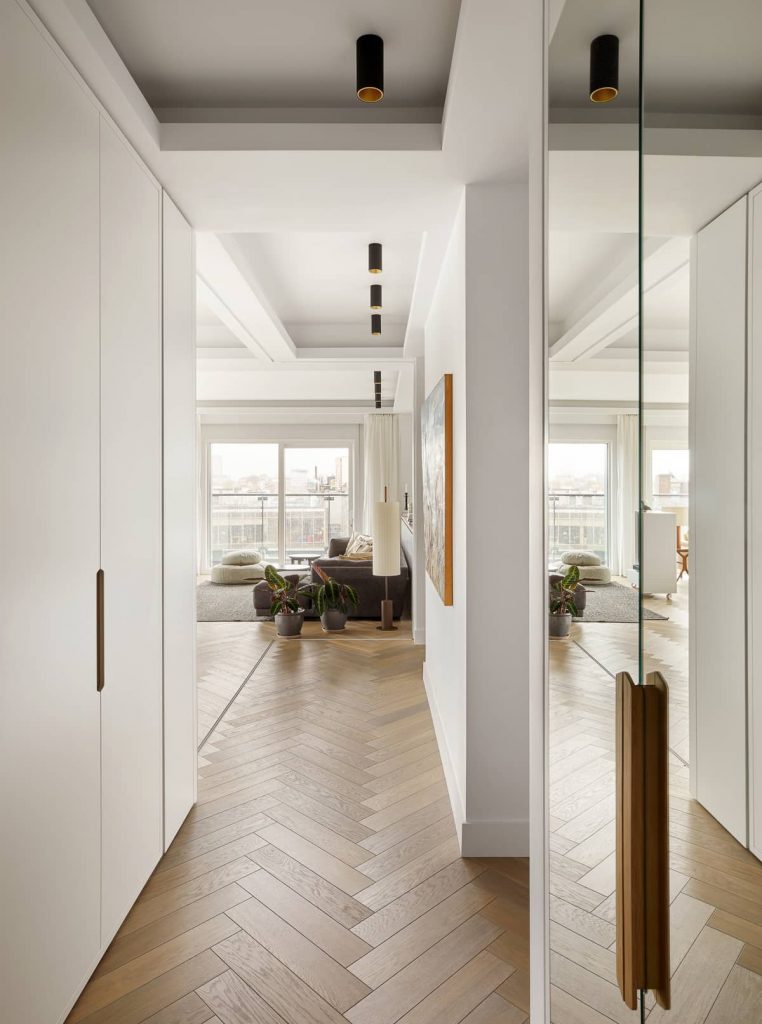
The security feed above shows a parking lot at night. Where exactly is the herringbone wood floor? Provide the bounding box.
[66,621,529,1024]
[549,581,762,1023]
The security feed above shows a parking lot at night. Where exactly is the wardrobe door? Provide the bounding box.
[162,194,197,847]
[99,117,164,942]
[749,185,762,859]
[692,197,748,844]
[0,1,102,1019]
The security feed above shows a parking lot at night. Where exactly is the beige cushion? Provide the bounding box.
[221,549,263,566]
[563,562,611,584]
[345,532,373,556]
[560,549,601,567]
[211,563,266,584]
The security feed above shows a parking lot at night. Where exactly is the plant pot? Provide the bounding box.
[548,612,572,638]
[320,608,347,632]
[275,610,304,637]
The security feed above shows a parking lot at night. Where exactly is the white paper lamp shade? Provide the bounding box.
[373,501,401,577]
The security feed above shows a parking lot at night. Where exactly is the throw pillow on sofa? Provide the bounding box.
[560,549,601,567]
[221,549,263,566]
[345,532,373,556]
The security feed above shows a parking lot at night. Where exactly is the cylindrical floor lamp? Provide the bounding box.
[373,489,400,631]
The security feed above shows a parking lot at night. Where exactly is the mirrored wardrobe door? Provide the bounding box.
[640,2,762,1020]
[546,1,642,1019]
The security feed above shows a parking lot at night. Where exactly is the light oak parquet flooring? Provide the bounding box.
[548,578,762,1023]
[67,620,528,1024]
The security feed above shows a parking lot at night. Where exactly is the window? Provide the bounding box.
[208,441,352,567]
[283,447,350,562]
[548,442,608,564]
[209,443,279,565]
[651,447,689,510]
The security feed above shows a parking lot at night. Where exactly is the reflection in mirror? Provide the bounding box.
[640,2,762,1020]
[547,0,641,1019]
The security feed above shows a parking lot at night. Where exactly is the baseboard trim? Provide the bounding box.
[461,818,530,857]
[413,626,426,646]
[422,660,465,846]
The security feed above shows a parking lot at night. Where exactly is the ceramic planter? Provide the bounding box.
[275,610,304,637]
[320,608,348,632]
[548,612,572,638]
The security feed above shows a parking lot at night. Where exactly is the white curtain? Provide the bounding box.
[363,414,400,533]
[616,413,639,576]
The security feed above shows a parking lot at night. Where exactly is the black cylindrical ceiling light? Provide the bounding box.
[374,370,382,408]
[589,34,619,103]
[357,34,384,103]
[371,314,382,336]
[370,284,382,310]
[368,242,382,274]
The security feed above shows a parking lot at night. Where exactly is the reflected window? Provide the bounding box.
[548,442,609,565]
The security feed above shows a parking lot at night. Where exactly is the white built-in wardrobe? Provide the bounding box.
[0,1,196,1020]
[692,186,762,862]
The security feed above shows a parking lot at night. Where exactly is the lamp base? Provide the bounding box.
[377,598,397,631]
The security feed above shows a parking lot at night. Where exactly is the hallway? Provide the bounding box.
[67,623,529,1024]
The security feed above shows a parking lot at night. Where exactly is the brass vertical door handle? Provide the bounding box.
[96,569,105,692]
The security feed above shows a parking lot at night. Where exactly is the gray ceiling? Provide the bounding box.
[85,0,462,110]
[551,0,762,116]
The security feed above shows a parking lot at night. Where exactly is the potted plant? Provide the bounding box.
[264,565,310,638]
[549,564,580,638]
[309,564,359,632]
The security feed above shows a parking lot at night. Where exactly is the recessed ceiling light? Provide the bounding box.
[357,34,384,103]
[374,370,382,408]
[589,34,619,103]
[371,314,382,336]
[369,242,382,274]
[370,284,382,310]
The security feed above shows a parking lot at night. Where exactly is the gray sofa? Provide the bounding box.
[253,537,410,619]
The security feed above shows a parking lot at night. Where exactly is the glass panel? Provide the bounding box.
[283,447,350,564]
[547,0,641,1018]
[641,2,762,1017]
[209,442,279,563]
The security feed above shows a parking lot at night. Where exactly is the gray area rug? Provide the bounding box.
[575,582,668,623]
[197,581,265,622]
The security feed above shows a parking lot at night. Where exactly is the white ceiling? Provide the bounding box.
[84,0,461,112]
[228,231,421,349]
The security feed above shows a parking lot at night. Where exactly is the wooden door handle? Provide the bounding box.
[96,569,104,692]
[616,671,670,1010]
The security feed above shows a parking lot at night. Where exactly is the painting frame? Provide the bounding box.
[421,373,453,605]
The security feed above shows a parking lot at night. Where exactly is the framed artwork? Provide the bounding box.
[421,373,453,605]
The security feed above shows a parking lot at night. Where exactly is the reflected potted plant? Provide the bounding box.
[264,565,311,638]
[309,564,359,632]
[549,564,580,638]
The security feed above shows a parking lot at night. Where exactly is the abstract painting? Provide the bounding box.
[421,373,453,605]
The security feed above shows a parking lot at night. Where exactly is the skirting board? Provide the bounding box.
[422,662,529,856]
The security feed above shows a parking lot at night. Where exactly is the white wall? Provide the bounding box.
[423,196,468,827]
[423,183,532,855]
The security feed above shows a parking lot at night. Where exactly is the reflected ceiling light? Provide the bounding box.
[371,314,382,336]
[374,370,382,408]
[589,34,619,103]
[369,242,382,273]
[370,284,382,310]
[357,34,384,102]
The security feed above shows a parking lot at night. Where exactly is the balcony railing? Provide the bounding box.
[548,491,607,563]
[210,491,351,565]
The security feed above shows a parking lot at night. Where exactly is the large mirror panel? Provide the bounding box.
[547,1,642,1019]
[640,1,762,1019]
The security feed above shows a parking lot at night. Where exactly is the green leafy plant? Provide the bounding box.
[309,563,360,615]
[549,564,580,616]
[264,564,310,615]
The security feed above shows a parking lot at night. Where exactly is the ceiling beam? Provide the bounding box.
[550,238,689,362]
[196,234,297,362]
[161,122,441,152]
